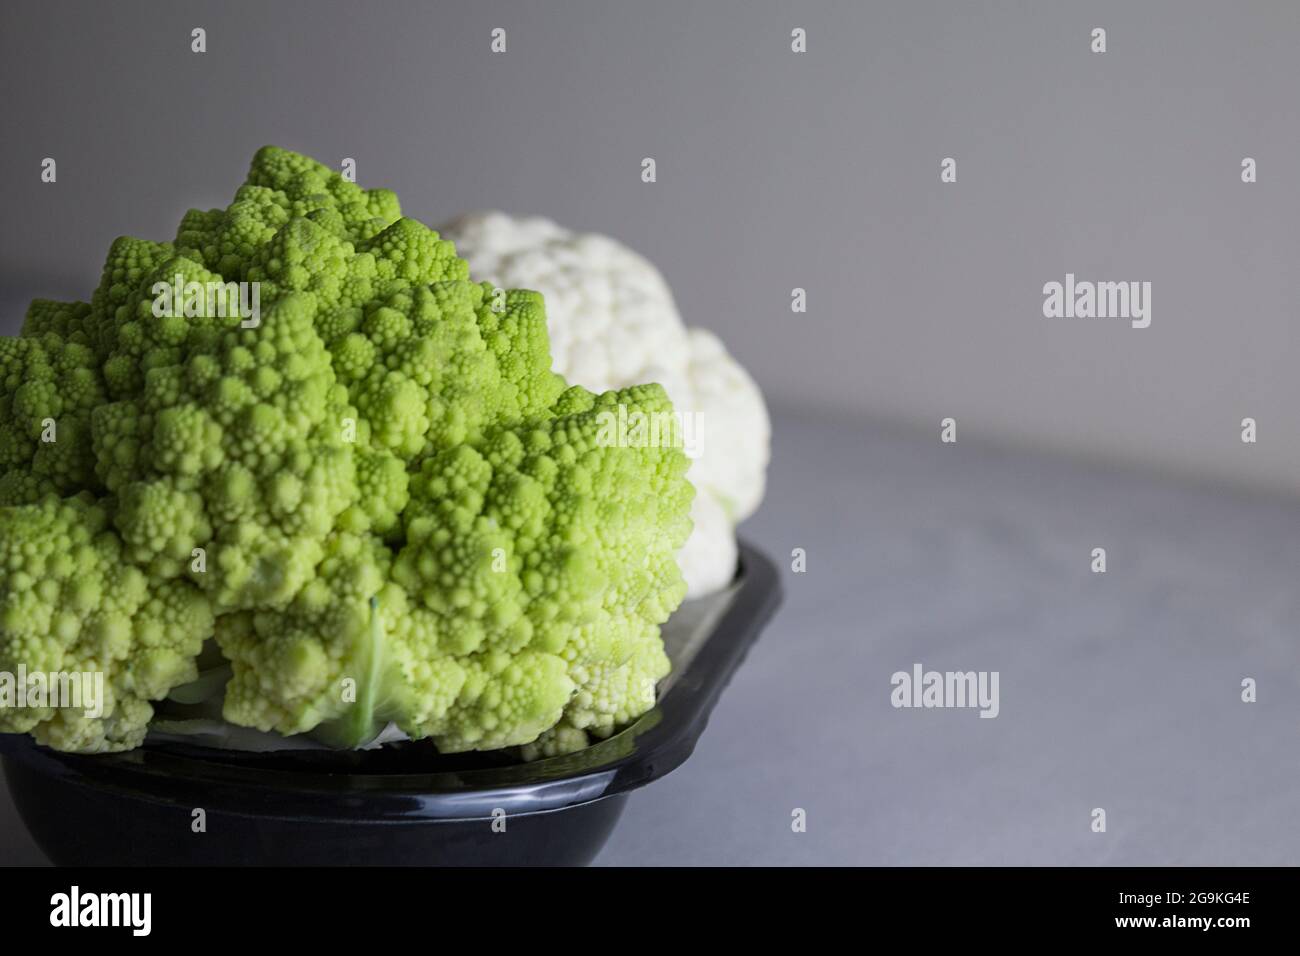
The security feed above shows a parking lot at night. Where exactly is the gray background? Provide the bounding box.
[3,0,1300,493]
[2,0,1299,865]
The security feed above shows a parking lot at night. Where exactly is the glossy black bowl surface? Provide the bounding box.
[0,543,782,866]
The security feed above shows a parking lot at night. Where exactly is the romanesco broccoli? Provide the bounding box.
[0,147,694,756]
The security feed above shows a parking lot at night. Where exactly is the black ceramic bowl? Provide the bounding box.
[0,543,781,866]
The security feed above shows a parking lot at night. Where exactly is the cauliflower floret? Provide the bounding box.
[680,328,770,524]
[679,489,739,595]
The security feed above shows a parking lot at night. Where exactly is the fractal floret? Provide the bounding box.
[0,148,694,754]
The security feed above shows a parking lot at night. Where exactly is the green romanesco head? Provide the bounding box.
[0,146,694,756]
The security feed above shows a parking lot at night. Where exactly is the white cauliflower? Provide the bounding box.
[679,489,739,597]
[440,212,770,596]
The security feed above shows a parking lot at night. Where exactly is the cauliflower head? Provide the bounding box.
[0,148,693,755]
[438,212,769,596]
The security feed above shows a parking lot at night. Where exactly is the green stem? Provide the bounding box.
[311,594,385,749]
